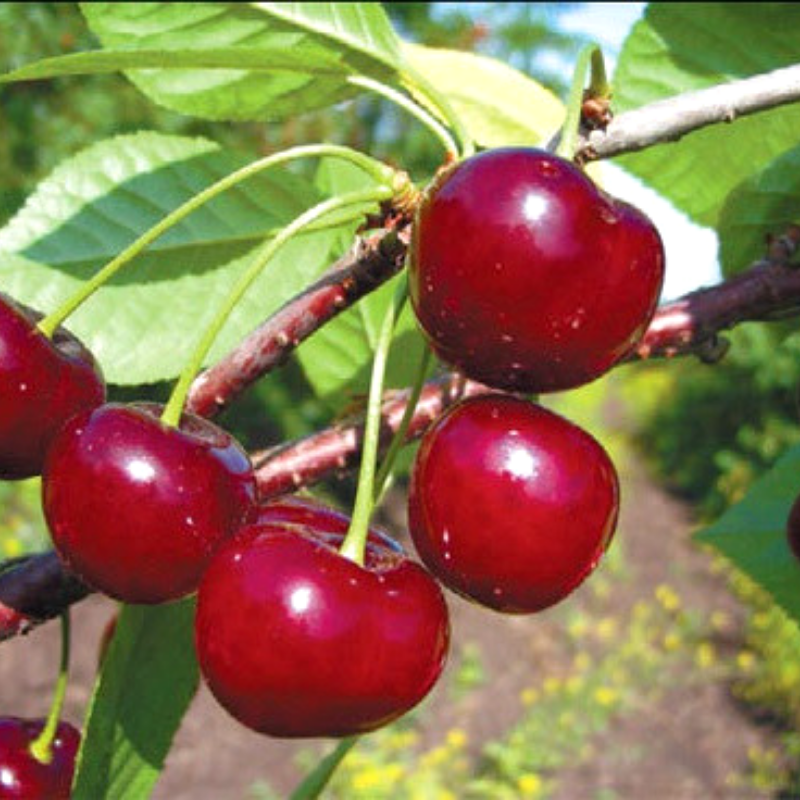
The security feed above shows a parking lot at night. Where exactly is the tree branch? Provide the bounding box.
[578,64,800,161]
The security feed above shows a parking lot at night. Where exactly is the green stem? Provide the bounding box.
[160,186,393,428]
[339,279,408,565]
[30,611,70,765]
[556,43,607,161]
[348,75,459,157]
[289,737,359,800]
[37,144,396,338]
[374,342,433,502]
[400,66,475,159]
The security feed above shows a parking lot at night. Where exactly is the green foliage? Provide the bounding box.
[718,144,800,275]
[81,3,403,121]
[0,132,357,385]
[73,601,199,800]
[615,3,800,228]
[623,325,800,519]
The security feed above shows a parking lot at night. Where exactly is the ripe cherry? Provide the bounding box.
[195,520,449,738]
[0,717,80,799]
[409,147,665,393]
[43,403,257,604]
[787,493,800,562]
[408,394,619,613]
[0,293,105,479]
[257,496,403,553]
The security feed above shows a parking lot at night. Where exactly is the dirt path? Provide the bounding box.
[0,455,789,798]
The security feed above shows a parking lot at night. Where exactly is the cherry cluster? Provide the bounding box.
[0,146,665,794]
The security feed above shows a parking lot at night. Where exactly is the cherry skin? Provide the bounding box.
[409,147,665,393]
[43,403,257,605]
[0,293,105,480]
[257,496,403,553]
[787,493,800,562]
[408,394,620,613]
[195,521,450,738]
[0,717,80,799]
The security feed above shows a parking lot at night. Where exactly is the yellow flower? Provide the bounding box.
[596,617,617,641]
[445,728,467,749]
[543,676,562,695]
[662,631,681,652]
[737,650,756,671]
[710,610,729,630]
[520,687,540,706]
[593,686,618,707]
[695,642,715,669]
[655,584,681,612]
[517,772,543,796]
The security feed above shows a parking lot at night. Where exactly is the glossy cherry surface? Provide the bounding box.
[195,522,449,738]
[787,493,800,562]
[43,402,257,604]
[0,717,80,799]
[409,148,665,393]
[0,294,105,480]
[408,394,619,613]
[257,496,403,553]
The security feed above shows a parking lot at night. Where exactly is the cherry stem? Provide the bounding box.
[400,65,475,159]
[339,278,408,565]
[29,611,70,765]
[348,75,460,158]
[374,342,433,502]
[289,736,358,800]
[37,144,396,339]
[161,186,394,428]
[556,43,607,161]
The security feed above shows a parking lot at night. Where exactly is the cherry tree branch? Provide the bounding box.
[578,64,800,161]
[4,66,800,642]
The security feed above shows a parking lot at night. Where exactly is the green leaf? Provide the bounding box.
[0,132,356,385]
[614,3,800,227]
[717,144,800,275]
[72,600,199,800]
[0,47,348,83]
[403,43,564,148]
[299,274,426,407]
[696,444,800,625]
[80,2,404,120]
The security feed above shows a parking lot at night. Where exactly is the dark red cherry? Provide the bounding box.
[409,147,665,392]
[0,717,80,799]
[408,394,619,613]
[257,496,403,553]
[0,293,105,479]
[43,403,257,604]
[787,493,800,561]
[195,522,449,738]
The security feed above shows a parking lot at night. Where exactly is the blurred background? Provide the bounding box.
[1,3,800,798]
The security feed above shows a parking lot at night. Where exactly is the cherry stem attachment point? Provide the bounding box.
[556,43,608,161]
[340,277,408,565]
[29,610,70,765]
[348,75,460,159]
[161,186,394,428]
[37,144,396,339]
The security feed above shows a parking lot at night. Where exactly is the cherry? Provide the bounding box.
[408,394,619,613]
[787,493,800,561]
[257,496,403,553]
[0,293,105,480]
[43,402,257,605]
[0,717,79,799]
[195,521,449,738]
[409,147,665,393]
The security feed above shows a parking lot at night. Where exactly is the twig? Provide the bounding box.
[578,64,800,161]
